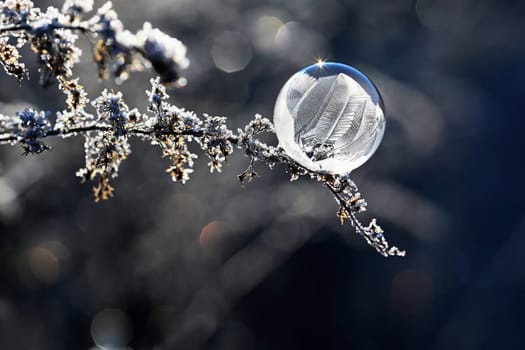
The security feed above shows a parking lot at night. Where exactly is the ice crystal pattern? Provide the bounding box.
[0,0,404,257]
[274,62,385,174]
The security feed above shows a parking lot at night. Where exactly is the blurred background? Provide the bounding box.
[1,0,525,349]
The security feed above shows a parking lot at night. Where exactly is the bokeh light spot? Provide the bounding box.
[199,220,227,249]
[91,308,132,350]
[211,31,252,73]
[28,246,59,285]
[252,15,284,53]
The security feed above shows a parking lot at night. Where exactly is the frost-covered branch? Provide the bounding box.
[0,0,404,257]
[0,0,188,85]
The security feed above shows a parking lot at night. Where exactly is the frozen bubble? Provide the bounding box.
[273,62,385,174]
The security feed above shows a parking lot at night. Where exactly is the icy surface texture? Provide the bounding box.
[273,62,385,174]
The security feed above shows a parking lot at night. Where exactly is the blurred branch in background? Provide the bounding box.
[0,156,48,221]
[163,218,318,349]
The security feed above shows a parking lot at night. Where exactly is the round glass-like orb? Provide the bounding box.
[273,62,385,174]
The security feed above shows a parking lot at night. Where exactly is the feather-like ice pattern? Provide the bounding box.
[339,112,382,158]
[294,75,338,142]
[330,99,366,144]
[333,99,367,150]
[286,73,317,112]
[296,75,348,144]
[300,74,352,145]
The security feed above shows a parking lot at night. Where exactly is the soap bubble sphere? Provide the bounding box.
[273,62,385,174]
